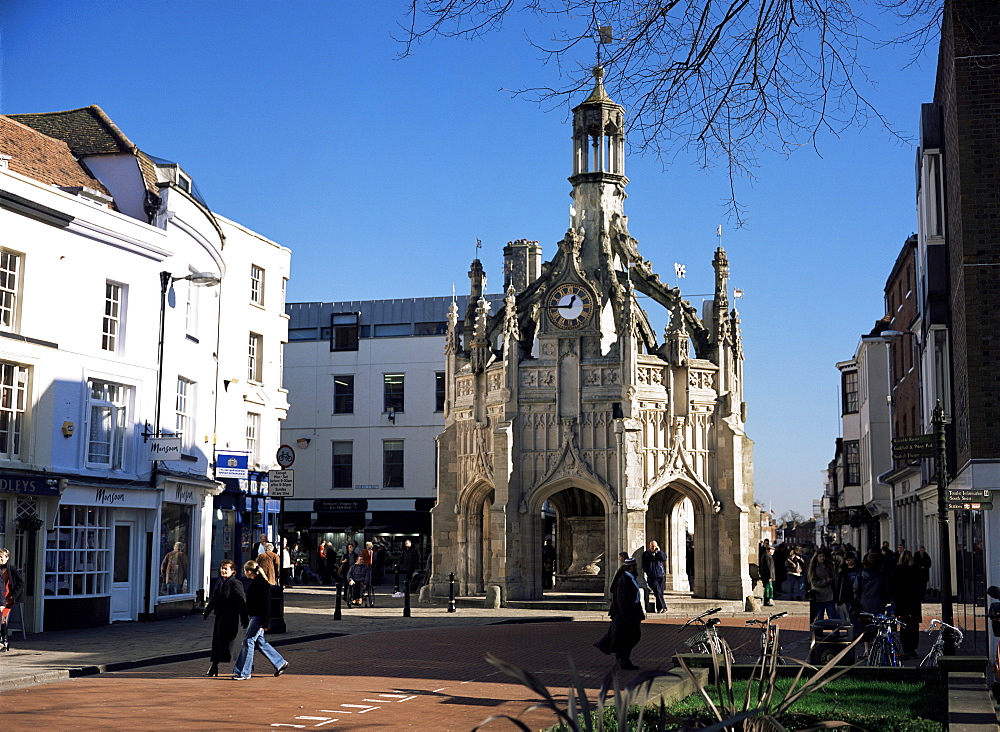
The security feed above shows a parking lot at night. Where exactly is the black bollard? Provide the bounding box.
[447,572,457,613]
[334,581,343,621]
[394,568,400,594]
[403,577,411,617]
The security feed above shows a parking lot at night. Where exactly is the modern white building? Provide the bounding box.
[0,106,289,631]
[282,295,500,564]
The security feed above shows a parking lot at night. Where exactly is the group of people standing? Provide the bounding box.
[759,540,933,659]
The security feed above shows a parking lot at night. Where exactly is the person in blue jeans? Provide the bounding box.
[233,560,289,680]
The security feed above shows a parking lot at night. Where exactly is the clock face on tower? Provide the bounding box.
[546,282,595,329]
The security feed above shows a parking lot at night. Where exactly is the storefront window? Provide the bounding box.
[44,505,111,597]
[159,503,192,596]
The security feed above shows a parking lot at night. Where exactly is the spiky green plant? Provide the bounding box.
[474,626,866,731]
[674,626,864,731]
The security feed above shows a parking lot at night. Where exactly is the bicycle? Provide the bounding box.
[682,607,733,663]
[918,619,964,667]
[746,611,787,665]
[860,611,904,667]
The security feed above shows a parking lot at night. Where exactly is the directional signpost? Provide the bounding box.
[892,434,936,461]
[945,488,993,511]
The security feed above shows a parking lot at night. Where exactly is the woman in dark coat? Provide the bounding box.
[892,551,922,658]
[202,559,247,676]
[594,558,645,670]
[0,547,25,653]
[233,560,289,680]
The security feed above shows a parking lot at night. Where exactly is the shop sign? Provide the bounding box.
[170,485,198,504]
[0,475,61,496]
[314,499,367,512]
[268,470,294,497]
[147,437,182,462]
[216,451,249,479]
[60,485,160,509]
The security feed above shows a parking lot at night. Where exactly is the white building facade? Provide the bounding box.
[281,297,497,564]
[0,106,289,631]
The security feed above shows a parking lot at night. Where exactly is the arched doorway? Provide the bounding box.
[531,482,609,596]
[460,485,494,595]
[645,485,699,594]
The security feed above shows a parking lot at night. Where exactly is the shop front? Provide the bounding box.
[154,477,220,621]
[0,473,63,634]
[44,484,159,631]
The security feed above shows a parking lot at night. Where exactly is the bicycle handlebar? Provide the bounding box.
[683,607,723,628]
[927,618,963,634]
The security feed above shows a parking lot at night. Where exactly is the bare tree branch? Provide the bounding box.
[397,1,939,224]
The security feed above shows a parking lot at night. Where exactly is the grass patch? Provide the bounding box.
[547,678,945,731]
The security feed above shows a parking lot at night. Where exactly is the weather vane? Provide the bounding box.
[596,24,613,66]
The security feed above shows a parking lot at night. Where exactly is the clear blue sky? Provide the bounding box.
[1,1,937,518]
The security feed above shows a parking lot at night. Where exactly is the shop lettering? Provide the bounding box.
[150,443,177,455]
[174,487,195,503]
[0,478,39,493]
[95,488,126,505]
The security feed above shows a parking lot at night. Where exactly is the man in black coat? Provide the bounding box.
[398,539,421,592]
[0,547,25,652]
[641,540,668,613]
[594,558,645,670]
[760,544,776,606]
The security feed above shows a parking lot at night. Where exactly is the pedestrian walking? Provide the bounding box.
[0,547,25,653]
[339,542,358,584]
[398,539,421,592]
[785,546,806,600]
[892,551,922,659]
[807,549,839,621]
[641,540,668,613]
[914,545,932,599]
[759,544,776,606]
[834,551,862,636]
[256,543,280,585]
[232,560,289,680]
[856,552,891,652]
[280,539,294,588]
[594,557,645,670]
[773,543,789,598]
[202,559,247,677]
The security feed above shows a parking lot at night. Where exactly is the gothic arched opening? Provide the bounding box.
[545,486,607,594]
[461,487,494,594]
[645,486,696,594]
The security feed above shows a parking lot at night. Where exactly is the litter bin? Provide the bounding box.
[809,618,853,665]
[269,585,286,634]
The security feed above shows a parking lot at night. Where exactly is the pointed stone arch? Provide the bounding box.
[523,475,614,598]
[645,475,722,598]
[457,479,495,595]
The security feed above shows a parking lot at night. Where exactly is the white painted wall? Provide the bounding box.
[283,331,445,509]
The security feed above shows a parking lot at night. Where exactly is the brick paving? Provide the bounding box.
[0,587,955,730]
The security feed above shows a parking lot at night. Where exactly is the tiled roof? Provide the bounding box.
[8,105,159,198]
[7,105,136,157]
[0,116,110,195]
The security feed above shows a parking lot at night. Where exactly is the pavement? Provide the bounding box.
[0,585,955,694]
[0,586,821,693]
[0,587,982,731]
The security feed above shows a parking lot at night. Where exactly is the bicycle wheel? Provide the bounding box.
[885,636,901,667]
[867,637,885,666]
[917,645,937,668]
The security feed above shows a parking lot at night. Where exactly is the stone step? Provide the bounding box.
[454,593,747,617]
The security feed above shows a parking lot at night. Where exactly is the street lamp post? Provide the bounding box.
[933,401,956,654]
